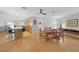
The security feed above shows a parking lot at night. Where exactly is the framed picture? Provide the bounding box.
[39,22,41,24]
[33,20,37,25]
[67,19,78,27]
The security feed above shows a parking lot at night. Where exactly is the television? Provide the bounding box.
[67,19,78,27]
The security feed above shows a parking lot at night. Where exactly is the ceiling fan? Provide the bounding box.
[37,9,46,15]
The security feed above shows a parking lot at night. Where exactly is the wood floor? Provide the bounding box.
[0,31,79,52]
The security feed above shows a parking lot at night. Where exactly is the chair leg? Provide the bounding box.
[59,37,64,48]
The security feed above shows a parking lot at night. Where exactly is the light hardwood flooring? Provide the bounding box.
[0,31,79,52]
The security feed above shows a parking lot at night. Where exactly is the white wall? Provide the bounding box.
[0,14,25,31]
[35,16,58,29]
[31,16,58,33]
[58,13,79,31]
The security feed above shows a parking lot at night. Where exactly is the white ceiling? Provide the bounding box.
[0,7,79,21]
[26,7,79,19]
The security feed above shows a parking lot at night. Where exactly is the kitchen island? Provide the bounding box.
[14,27,23,40]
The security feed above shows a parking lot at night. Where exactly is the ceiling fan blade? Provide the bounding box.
[42,13,46,15]
[40,9,43,13]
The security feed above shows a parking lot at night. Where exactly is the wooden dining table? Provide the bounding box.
[43,29,64,41]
